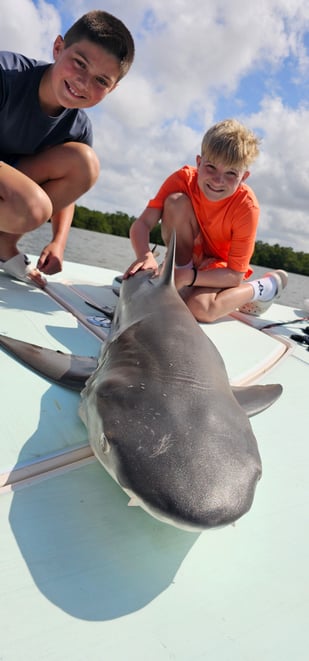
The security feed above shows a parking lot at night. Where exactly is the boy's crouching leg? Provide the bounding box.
[184,289,220,323]
[161,193,199,266]
[18,143,100,214]
[60,142,100,194]
[0,162,53,234]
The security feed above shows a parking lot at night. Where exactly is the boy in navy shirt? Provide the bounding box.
[0,10,134,286]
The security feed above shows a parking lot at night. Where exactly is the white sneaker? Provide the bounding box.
[239,270,288,316]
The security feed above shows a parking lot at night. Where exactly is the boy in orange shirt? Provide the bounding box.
[125,119,287,322]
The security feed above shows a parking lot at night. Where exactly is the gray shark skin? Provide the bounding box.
[0,233,283,530]
[78,233,282,531]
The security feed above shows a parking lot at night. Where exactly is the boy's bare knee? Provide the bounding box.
[161,193,193,245]
[187,295,218,323]
[65,143,100,190]
[78,145,100,186]
[27,187,53,228]
[164,192,186,208]
[163,193,191,219]
[8,186,52,232]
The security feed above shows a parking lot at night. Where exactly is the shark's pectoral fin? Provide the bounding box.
[232,383,283,417]
[0,334,98,391]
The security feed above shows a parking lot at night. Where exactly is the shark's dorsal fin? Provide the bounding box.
[157,229,176,287]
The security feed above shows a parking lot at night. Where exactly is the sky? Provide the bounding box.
[2,0,309,252]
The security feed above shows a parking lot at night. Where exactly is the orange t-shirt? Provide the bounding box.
[148,165,260,277]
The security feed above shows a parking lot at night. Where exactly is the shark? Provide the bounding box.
[0,233,282,530]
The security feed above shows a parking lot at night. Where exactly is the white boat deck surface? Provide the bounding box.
[0,259,308,660]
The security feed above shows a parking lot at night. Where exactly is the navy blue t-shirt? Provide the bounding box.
[0,51,93,164]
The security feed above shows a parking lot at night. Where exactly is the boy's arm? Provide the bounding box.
[174,265,244,290]
[124,206,162,277]
[36,203,75,275]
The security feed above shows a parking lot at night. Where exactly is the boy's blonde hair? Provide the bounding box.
[63,10,135,81]
[201,119,260,169]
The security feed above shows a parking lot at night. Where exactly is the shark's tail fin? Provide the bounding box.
[158,229,176,287]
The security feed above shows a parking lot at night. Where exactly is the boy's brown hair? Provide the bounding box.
[63,10,135,80]
[201,119,260,170]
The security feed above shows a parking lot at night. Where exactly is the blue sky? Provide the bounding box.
[2,0,309,252]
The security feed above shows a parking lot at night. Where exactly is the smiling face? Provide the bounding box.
[39,36,121,116]
[196,155,249,202]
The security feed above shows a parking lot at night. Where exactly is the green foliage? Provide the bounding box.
[252,241,309,276]
[73,205,309,276]
[73,204,165,245]
[73,206,135,237]
[149,224,165,246]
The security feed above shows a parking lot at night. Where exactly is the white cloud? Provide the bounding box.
[247,98,309,248]
[2,0,60,59]
[1,0,309,252]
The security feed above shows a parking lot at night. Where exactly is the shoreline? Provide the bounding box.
[19,224,309,310]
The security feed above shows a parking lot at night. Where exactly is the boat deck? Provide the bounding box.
[0,259,308,660]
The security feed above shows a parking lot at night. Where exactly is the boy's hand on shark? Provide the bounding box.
[123,253,159,279]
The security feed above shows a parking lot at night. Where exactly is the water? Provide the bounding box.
[19,224,309,311]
